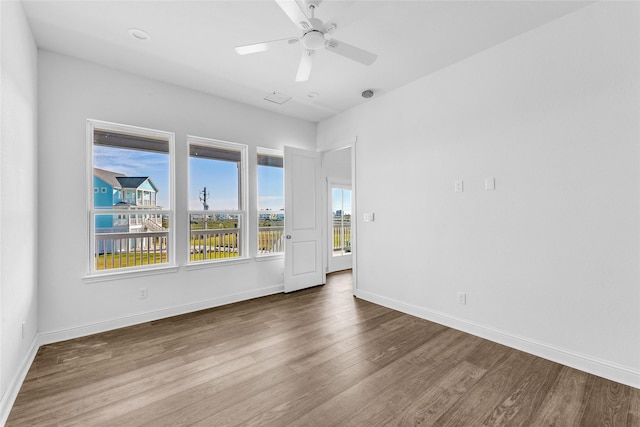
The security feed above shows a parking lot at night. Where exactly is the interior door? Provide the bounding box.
[284,146,324,292]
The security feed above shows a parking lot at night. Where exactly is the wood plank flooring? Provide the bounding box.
[7,270,640,426]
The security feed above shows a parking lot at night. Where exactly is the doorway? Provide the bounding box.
[284,142,357,294]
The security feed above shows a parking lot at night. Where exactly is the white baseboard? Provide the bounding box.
[355,289,640,389]
[0,335,39,427]
[39,284,284,345]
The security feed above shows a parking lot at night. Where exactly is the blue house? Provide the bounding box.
[94,168,124,229]
[94,168,159,210]
[94,168,162,253]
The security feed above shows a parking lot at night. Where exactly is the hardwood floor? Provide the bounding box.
[7,270,640,426]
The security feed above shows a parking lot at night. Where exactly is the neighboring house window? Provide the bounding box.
[88,120,174,274]
[257,149,284,256]
[188,136,247,263]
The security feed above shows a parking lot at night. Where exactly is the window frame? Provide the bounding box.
[256,147,284,259]
[86,119,176,280]
[186,135,249,266]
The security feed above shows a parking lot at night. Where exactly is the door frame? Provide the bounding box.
[319,137,358,295]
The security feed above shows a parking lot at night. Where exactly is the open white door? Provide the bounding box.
[284,146,324,292]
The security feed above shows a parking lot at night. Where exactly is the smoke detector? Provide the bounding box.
[361,89,374,98]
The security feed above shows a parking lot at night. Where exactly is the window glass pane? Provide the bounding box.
[91,125,171,273]
[93,144,169,209]
[189,145,240,211]
[332,188,352,257]
[257,161,284,211]
[189,213,241,261]
[188,138,246,263]
[258,153,284,255]
[93,212,169,270]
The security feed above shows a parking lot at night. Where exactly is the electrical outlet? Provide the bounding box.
[457,292,467,305]
[454,180,464,193]
[139,288,148,299]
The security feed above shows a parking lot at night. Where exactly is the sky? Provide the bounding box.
[257,164,284,211]
[189,157,240,210]
[332,188,352,215]
[94,145,284,211]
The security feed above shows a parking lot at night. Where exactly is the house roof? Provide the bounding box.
[116,177,158,192]
[94,168,124,189]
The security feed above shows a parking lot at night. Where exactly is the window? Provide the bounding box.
[188,136,247,263]
[88,120,174,274]
[332,186,351,257]
[257,149,284,256]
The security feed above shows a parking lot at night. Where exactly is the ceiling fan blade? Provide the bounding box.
[275,0,312,30]
[235,37,299,55]
[326,39,377,65]
[295,50,315,82]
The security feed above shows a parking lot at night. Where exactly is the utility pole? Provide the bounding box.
[199,187,210,230]
[199,187,210,211]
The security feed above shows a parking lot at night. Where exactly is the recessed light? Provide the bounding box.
[308,92,319,98]
[128,28,150,41]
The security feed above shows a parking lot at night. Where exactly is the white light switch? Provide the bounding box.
[454,180,464,193]
[457,292,467,305]
[485,177,496,191]
[363,213,375,222]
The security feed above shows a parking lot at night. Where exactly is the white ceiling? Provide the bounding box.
[21,0,590,123]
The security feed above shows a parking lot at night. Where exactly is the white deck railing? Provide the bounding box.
[190,228,240,261]
[94,224,347,270]
[258,226,284,255]
[94,231,168,270]
[332,221,352,254]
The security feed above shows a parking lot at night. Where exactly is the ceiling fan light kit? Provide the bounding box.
[235,0,378,82]
[302,30,325,50]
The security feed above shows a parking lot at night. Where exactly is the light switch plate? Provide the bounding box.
[457,292,467,305]
[364,213,375,222]
[485,177,496,191]
[454,180,464,193]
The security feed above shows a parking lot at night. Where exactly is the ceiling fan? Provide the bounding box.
[234,0,377,82]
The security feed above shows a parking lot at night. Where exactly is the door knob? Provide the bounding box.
[286,235,292,239]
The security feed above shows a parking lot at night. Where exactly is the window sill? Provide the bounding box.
[84,265,179,283]
[185,257,251,270]
[255,254,284,262]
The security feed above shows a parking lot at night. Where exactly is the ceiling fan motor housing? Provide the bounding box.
[234,0,378,82]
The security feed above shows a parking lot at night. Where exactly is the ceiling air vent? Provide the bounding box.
[264,92,292,105]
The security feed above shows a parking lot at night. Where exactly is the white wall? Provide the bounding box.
[0,1,39,422]
[318,2,640,387]
[323,148,351,184]
[37,51,316,340]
